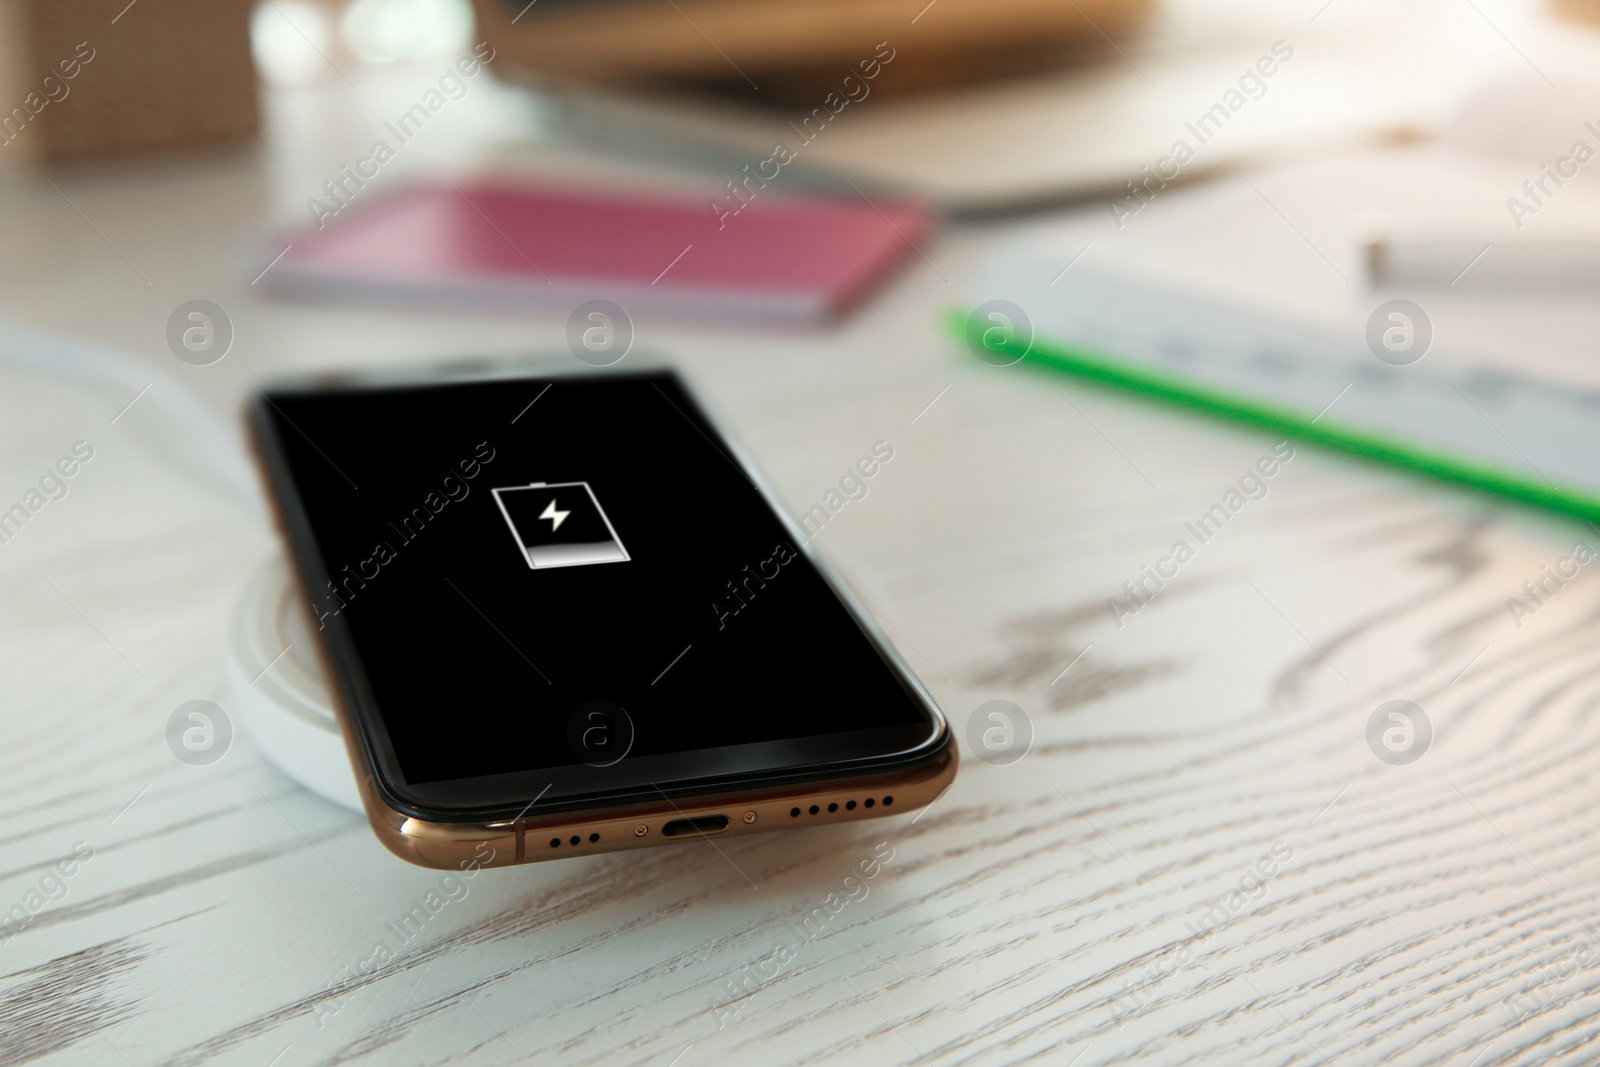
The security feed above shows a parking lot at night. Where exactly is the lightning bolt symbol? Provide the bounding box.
[540,498,569,532]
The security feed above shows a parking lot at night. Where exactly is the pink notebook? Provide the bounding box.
[262,182,934,323]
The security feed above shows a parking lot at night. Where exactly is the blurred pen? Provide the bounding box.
[1364,230,1600,289]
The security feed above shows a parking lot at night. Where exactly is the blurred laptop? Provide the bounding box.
[471,0,1471,212]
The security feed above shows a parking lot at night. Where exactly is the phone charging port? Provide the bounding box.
[662,814,730,837]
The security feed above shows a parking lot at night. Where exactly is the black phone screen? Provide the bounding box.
[252,367,939,813]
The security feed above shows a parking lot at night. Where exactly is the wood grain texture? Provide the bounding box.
[2,56,1600,1067]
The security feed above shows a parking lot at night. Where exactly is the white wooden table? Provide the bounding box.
[4,49,1600,1067]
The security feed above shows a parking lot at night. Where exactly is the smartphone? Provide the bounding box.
[248,358,954,868]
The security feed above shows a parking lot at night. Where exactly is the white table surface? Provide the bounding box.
[5,30,1600,1066]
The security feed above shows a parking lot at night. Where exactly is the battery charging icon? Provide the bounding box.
[491,481,630,569]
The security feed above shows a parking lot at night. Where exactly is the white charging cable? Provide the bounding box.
[0,319,266,522]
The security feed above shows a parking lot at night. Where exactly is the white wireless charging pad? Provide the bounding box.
[225,558,362,812]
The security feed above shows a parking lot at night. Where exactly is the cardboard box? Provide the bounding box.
[0,0,258,164]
